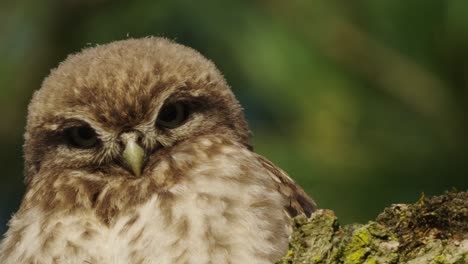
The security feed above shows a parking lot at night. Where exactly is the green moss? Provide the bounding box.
[278,193,466,264]
[329,247,340,261]
[340,227,376,263]
[346,229,370,250]
[356,230,370,245]
[433,255,448,263]
[364,256,377,264]
[312,254,323,263]
[344,248,369,263]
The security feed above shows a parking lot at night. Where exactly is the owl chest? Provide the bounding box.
[34,186,288,264]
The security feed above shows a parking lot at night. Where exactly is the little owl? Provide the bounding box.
[0,37,316,264]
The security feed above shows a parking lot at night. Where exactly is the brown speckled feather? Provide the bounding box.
[257,156,317,218]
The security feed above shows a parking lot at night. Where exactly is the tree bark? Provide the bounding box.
[278,192,467,264]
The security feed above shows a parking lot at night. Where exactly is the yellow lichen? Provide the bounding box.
[345,248,368,263]
[311,254,323,263]
[342,228,373,263]
[433,255,447,263]
[364,256,377,264]
[356,230,370,245]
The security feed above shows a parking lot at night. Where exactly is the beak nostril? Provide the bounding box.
[119,130,143,143]
[136,132,144,145]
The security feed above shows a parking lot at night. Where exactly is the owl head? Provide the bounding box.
[24,37,251,183]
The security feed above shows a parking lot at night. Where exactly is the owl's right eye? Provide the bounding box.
[65,125,99,149]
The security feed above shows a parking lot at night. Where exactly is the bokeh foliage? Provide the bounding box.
[0,0,466,233]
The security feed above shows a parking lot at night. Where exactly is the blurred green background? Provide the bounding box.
[0,0,467,233]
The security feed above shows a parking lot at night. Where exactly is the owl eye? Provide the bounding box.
[65,125,99,148]
[156,102,189,129]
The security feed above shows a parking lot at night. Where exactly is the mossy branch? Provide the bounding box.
[278,192,467,264]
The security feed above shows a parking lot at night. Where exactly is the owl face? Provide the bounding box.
[24,38,250,182]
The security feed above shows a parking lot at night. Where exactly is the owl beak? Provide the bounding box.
[121,134,145,177]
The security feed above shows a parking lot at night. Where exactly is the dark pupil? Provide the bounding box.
[160,105,177,122]
[78,127,95,139]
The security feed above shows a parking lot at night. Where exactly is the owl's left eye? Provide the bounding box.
[156,102,189,129]
[65,125,99,149]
